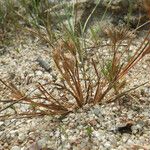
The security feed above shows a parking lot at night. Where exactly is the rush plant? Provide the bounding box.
[0,1,150,119]
[0,28,149,118]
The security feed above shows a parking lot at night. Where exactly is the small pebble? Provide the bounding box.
[35,70,43,76]
[11,146,21,150]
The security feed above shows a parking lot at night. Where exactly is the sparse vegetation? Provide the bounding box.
[0,0,150,119]
[0,1,150,149]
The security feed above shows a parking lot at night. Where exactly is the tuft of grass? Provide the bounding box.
[0,1,150,119]
[0,28,149,118]
[86,126,93,140]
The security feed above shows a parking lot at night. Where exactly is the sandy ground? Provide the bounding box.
[0,31,150,150]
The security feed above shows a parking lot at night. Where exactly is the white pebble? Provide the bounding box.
[122,135,129,143]
[0,121,4,126]
[10,130,18,138]
[104,142,111,148]
[35,70,43,76]
[21,147,26,150]
[11,146,21,150]
[127,139,134,145]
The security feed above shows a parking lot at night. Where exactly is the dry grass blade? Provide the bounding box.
[0,79,70,118]
[25,27,55,48]
[107,81,149,103]
[101,26,149,96]
[0,0,150,119]
[104,26,133,45]
[36,83,69,113]
[53,44,85,107]
[118,30,150,79]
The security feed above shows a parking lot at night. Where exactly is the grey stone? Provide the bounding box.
[36,57,52,72]
[93,107,101,116]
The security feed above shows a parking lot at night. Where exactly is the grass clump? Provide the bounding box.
[1,28,149,118]
[0,0,150,119]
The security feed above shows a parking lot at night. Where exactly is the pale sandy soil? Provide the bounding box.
[0,31,150,150]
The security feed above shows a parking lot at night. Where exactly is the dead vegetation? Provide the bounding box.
[0,0,150,119]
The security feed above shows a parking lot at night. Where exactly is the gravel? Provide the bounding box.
[0,32,150,149]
